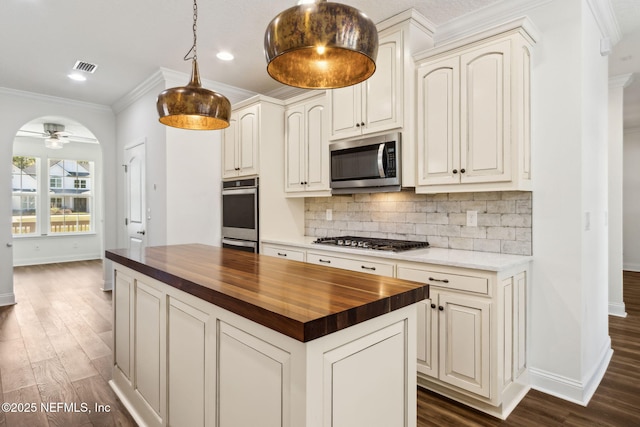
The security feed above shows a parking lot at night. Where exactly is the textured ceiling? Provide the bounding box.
[2,0,639,131]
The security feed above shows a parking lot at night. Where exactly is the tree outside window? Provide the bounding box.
[11,156,38,235]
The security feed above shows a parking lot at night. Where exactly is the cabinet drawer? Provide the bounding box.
[307,252,395,277]
[397,267,488,294]
[262,246,305,262]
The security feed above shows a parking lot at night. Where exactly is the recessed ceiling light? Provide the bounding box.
[216,51,234,61]
[68,73,87,82]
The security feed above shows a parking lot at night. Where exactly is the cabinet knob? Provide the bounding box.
[361,122,365,126]
[430,303,436,309]
[452,169,458,174]
[461,168,466,173]
[356,123,360,127]
[438,306,444,311]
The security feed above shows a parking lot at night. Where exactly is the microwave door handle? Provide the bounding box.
[377,143,386,177]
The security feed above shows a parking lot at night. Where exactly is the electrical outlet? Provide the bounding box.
[466,210,478,227]
[326,209,333,221]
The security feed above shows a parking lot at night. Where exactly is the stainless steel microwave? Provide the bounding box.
[330,132,401,194]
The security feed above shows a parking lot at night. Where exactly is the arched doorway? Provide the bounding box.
[11,115,104,267]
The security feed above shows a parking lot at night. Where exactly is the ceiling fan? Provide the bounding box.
[16,122,98,149]
[41,123,71,149]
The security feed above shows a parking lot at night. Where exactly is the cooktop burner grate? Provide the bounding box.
[313,236,429,252]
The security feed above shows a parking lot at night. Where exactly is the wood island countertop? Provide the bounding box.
[105,244,429,342]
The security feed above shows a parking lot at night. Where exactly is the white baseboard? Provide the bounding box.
[623,263,640,272]
[608,301,627,317]
[0,292,16,306]
[530,338,612,405]
[12,253,101,267]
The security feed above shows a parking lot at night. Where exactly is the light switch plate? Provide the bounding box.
[466,210,478,227]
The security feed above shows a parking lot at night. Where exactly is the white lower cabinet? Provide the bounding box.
[307,251,395,277]
[397,264,529,419]
[111,264,417,427]
[261,242,530,419]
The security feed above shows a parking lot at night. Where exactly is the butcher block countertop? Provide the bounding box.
[105,244,429,342]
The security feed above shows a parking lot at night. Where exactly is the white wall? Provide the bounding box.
[166,127,223,246]
[524,0,611,403]
[623,129,640,271]
[114,78,168,250]
[0,88,116,303]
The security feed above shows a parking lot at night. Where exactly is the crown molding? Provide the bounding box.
[433,0,551,46]
[264,85,312,100]
[586,0,622,55]
[111,67,258,114]
[609,73,634,89]
[377,8,436,36]
[0,87,112,113]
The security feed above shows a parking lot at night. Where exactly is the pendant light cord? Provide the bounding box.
[183,0,198,61]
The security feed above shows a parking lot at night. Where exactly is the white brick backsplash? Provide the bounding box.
[426,213,449,224]
[477,214,501,226]
[461,226,487,239]
[305,190,531,255]
[438,224,461,237]
[487,226,516,240]
[474,239,501,253]
[449,237,474,250]
[487,200,516,214]
[437,201,461,213]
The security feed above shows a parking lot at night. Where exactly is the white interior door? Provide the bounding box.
[125,142,146,252]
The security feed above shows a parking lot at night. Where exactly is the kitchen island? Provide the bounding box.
[105,244,429,427]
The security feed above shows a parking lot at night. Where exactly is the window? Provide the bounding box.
[11,156,38,235]
[49,159,93,234]
[50,177,62,188]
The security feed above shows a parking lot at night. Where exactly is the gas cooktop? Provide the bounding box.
[313,236,429,252]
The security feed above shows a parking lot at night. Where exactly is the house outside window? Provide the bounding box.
[50,177,62,188]
[49,159,93,234]
[11,156,38,235]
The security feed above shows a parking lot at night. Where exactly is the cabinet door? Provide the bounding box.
[304,99,329,191]
[114,270,134,381]
[284,106,305,192]
[363,28,403,135]
[416,299,438,378]
[329,84,362,139]
[438,292,490,398]
[460,39,511,183]
[222,113,238,178]
[135,279,165,416]
[167,297,214,427]
[218,322,292,427]
[238,104,259,176]
[417,56,460,186]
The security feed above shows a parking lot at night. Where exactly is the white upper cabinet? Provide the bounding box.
[328,11,434,187]
[222,104,260,178]
[416,23,534,193]
[329,29,403,140]
[284,93,330,196]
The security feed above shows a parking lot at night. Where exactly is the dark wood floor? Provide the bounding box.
[1,262,639,426]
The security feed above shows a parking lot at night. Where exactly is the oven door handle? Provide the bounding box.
[222,188,257,196]
[222,238,257,248]
[377,143,386,178]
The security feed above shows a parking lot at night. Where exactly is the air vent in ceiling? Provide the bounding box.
[73,60,98,74]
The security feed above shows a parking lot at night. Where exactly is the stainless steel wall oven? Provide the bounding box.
[221,177,258,253]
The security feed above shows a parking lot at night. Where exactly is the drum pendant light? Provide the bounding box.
[264,0,378,89]
[157,0,231,130]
